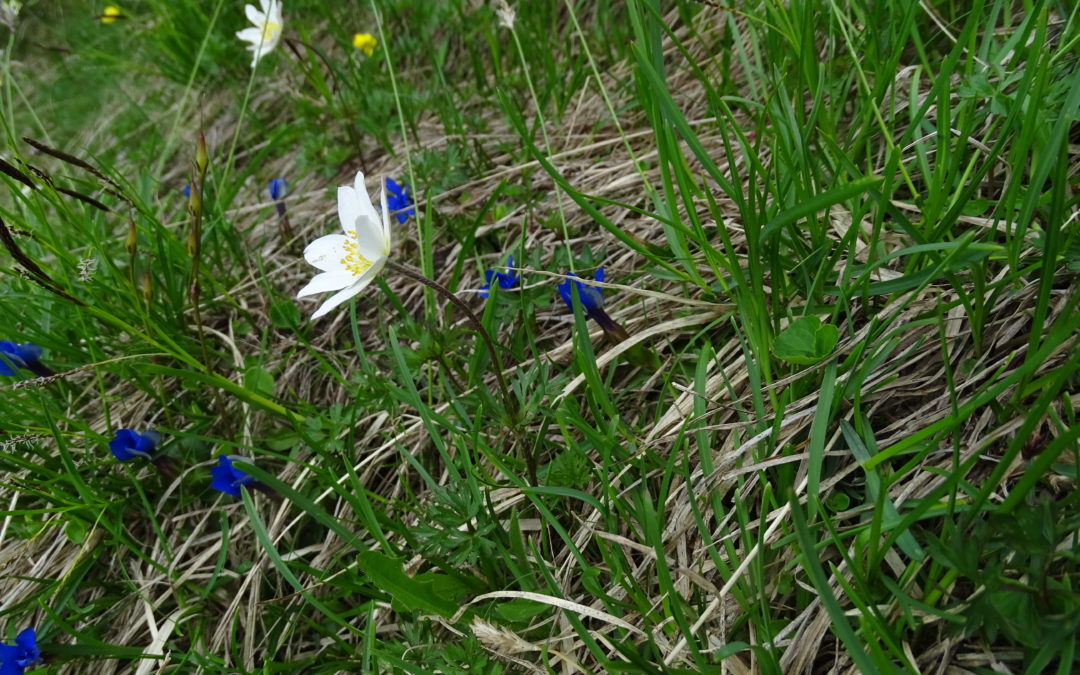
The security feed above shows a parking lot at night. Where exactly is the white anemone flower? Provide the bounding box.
[236,0,284,67]
[298,172,391,320]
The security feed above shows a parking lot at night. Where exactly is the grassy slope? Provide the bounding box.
[1,0,1079,672]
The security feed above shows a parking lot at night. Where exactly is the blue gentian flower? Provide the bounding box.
[385,177,415,224]
[109,429,161,462]
[558,267,631,344]
[267,177,293,237]
[558,268,605,314]
[268,177,287,201]
[182,185,191,197]
[0,626,39,674]
[210,455,256,498]
[479,255,519,299]
[0,341,44,377]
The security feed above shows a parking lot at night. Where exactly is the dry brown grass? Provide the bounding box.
[1,2,1077,673]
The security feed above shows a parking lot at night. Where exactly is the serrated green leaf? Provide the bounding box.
[357,551,459,617]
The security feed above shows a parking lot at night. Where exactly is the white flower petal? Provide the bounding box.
[309,258,387,319]
[297,270,353,298]
[335,173,387,262]
[245,4,264,25]
[353,214,386,264]
[310,281,361,319]
[352,171,380,226]
[337,185,361,235]
[268,0,283,25]
[303,234,348,271]
[236,27,262,43]
[255,39,279,58]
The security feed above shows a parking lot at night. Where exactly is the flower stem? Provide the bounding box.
[386,260,518,422]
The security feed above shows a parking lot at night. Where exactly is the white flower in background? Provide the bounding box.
[0,0,22,29]
[298,171,391,320]
[236,0,283,67]
[494,0,515,29]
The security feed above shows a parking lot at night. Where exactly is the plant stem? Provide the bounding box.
[387,260,515,409]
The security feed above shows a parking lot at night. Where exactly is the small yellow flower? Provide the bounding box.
[99,5,121,23]
[352,33,377,56]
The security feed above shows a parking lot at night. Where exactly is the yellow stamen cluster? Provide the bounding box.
[339,238,373,276]
[262,20,281,43]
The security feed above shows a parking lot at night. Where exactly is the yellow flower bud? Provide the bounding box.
[352,33,377,56]
[100,5,121,23]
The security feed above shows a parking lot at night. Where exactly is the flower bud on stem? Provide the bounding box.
[140,272,153,305]
[124,217,137,260]
[591,309,630,345]
[194,131,209,181]
[185,160,211,373]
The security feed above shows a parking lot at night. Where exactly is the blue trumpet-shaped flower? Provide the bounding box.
[479,255,519,298]
[182,184,191,197]
[558,267,631,345]
[558,268,605,315]
[211,455,256,498]
[109,429,161,462]
[268,177,287,201]
[0,626,39,674]
[0,341,44,377]
[385,177,415,224]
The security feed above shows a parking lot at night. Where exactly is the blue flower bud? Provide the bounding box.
[268,177,287,201]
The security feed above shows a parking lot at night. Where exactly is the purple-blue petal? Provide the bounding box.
[0,342,42,373]
[109,428,158,461]
[268,177,287,201]
[0,626,38,674]
[211,456,255,498]
[384,178,414,223]
[13,627,37,667]
[558,271,604,314]
[499,271,518,290]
